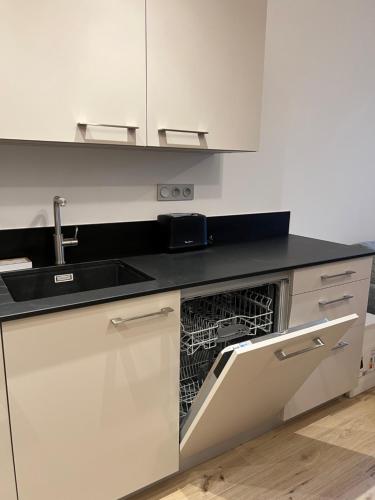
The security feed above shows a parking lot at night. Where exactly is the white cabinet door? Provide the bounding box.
[0,0,146,145]
[0,330,17,500]
[284,325,363,420]
[284,278,371,420]
[3,291,180,500]
[180,314,357,460]
[146,0,267,151]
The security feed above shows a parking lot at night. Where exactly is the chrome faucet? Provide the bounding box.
[53,196,79,265]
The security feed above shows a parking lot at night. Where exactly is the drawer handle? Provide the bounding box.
[321,270,356,280]
[111,307,174,326]
[275,337,325,361]
[318,294,354,306]
[331,340,350,351]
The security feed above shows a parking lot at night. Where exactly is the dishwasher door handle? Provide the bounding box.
[275,337,325,361]
[111,307,174,326]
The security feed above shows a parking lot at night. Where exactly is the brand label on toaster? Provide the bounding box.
[54,273,74,283]
[184,240,194,244]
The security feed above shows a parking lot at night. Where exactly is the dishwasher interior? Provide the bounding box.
[179,280,285,426]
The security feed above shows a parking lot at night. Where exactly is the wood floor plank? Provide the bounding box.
[131,390,375,500]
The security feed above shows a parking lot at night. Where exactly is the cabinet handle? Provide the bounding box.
[158,128,208,135]
[331,340,350,351]
[111,307,174,326]
[275,337,325,361]
[78,122,139,130]
[321,270,356,280]
[318,294,354,306]
[158,128,208,148]
[77,122,139,145]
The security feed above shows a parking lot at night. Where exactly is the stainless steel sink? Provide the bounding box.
[1,260,153,302]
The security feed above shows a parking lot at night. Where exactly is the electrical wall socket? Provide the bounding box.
[157,184,194,201]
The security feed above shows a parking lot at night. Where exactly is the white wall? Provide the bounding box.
[1,0,375,244]
[271,0,375,243]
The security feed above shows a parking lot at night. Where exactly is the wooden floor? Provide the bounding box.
[132,389,375,500]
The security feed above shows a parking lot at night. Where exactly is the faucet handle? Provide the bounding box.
[63,226,79,248]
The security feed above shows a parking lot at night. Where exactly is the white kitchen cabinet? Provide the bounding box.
[2,291,180,500]
[146,0,267,151]
[0,0,146,145]
[0,0,267,151]
[284,324,364,420]
[284,259,372,420]
[0,330,17,500]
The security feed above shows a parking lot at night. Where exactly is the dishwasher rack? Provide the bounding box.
[180,289,274,355]
[180,350,216,419]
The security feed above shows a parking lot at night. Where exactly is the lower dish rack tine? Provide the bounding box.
[179,350,214,419]
[180,288,274,355]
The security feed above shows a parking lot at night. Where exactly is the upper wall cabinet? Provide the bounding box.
[146,0,267,151]
[0,0,147,146]
[0,0,267,151]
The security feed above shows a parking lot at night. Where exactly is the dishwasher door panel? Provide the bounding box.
[180,314,357,460]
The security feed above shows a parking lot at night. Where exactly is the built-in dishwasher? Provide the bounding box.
[178,274,358,463]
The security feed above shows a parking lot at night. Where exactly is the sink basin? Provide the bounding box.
[1,260,154,302]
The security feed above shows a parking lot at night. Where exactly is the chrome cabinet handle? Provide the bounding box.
[321,270,356,280]
[158,128,208,148]
[111,307,174,326]
[78,122,139,130]
[318,294,353,306]
[331,340,350,351]
[77,122,139,145]
[275,337,325,361]
[158,128,208,135]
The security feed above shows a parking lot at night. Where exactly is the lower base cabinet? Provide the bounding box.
[0,331,17,500]
[283,324,363,420]
[284,274,371,420]
[2,291,180,500]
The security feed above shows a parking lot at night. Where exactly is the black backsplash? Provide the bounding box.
[0,212,290,268]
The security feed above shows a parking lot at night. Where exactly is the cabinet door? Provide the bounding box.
[146,0,267,151]
[0,330,17,500]
[284,325,363,420]
[284,279,370,420]
[3,291,180,500]
[0,0,146,145]
[180,314,357,460]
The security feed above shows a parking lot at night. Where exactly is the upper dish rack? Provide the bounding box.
[181,289,274,355]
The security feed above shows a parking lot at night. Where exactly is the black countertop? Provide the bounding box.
[0,234,373,322]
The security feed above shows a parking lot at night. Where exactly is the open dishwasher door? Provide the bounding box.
[180,314,358,461]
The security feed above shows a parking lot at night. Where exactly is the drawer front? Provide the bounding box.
[284,324,364,420]
[292,257,373,295]
[289,279,370,329]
